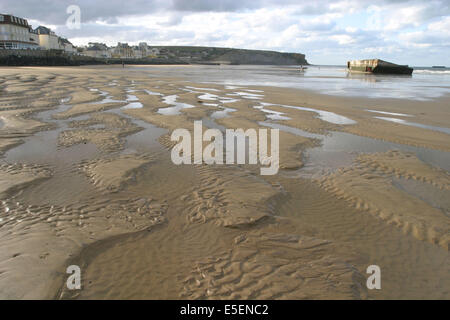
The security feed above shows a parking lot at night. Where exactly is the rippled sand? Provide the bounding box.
[0,65,448,299]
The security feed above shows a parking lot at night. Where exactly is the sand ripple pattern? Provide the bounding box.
[0,194,167,298]
[158,133,178,150]
[315,166,450,250]
[0,196,166,233]
[0,163,52,197]
[183,165,280,228]
[59,112,142,153]
[77,153,154,193]
[181,232,367,299]
[357,150,450,190]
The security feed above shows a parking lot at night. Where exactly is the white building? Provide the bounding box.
[35,26,60,50]
[0,13,40,49]
[0,13,76,53]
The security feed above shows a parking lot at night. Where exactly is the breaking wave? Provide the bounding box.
[414,69,450,75]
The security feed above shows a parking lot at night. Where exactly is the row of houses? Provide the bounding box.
[0,13,163,59]
[80,42,161,59]
[0,13,75,52]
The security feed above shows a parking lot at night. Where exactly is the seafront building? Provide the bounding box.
[35,26,59,50]
[0,13,75,52]
[0,13,40,49]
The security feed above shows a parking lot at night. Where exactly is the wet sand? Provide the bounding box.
[0,65,448,299]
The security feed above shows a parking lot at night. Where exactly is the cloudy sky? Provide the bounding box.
[1,0,449,65]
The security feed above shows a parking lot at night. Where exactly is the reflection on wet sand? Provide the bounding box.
[375,116,450,135]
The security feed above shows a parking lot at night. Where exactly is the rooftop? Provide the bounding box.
[0,13,30,28]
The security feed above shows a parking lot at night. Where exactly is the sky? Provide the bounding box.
[1,0,449,66]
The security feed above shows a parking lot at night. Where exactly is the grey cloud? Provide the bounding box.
[171,0,258,12]
[0,0,165,24]
[157,13,184,26]
[3,0,447,25]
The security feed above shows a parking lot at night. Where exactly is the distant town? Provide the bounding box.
[0,13,166,59]
[0,12,307,66]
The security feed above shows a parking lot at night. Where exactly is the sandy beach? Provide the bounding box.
[0,65,448,299]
